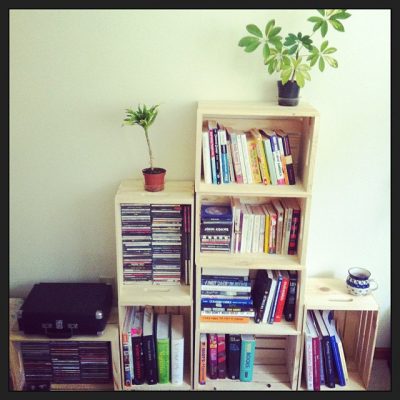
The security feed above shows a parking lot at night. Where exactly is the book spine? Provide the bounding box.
[255,284,271,324]
[273,275,289,322]
[219,129,230,184]
[322,337,335,388]
[263,139,278,185]
[268,212,277,254]
[217,334,227,379]
[132,337,145,385]
[122,331,132,387]
[240,133,253,184]
[207,334,218,379]
[202,130,212,184]
[142,335,158,384]
[277,135,289,184]
[247,139,262,183]
[268,276,282,324]
[236,133,248,184]
[304,334,314,390]
[201,309,255,317]
[200,225,232,235]
[156,338,170,384]
[312,337,321,390]
[288,208,301,255]
[269,135,285,184]
[282,205,293,255]
[229,134,244,183]
[284,272,297,322]
[329,336,346,386]
[199,315,250,323]
[201,298,254,306]
[226,139,236,183]
[255,139,271,185]
[226,334,241,379]
[239,336,255,382]
[170,337,184,385]
[213,129,221,184]
[199,333,207,384]
[208,128,217,184]
[283,134,296,185]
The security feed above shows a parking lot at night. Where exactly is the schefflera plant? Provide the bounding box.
[238,9,351,87]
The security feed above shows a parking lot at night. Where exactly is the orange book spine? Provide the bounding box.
[199,315,250,323]
[247,138,262,183]
[199,333,207,384]
[273,274,289,322]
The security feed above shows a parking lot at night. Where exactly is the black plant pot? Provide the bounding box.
[277,80,300,106]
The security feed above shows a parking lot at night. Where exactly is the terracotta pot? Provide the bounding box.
[142,167,166,192]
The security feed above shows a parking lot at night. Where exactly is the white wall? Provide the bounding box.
[10,10,390,346]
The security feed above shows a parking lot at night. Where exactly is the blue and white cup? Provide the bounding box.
[346,267,378,296]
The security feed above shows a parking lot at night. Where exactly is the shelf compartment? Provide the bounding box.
[118,284,191,306]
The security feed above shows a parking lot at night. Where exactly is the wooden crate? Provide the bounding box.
[298,278,379,390]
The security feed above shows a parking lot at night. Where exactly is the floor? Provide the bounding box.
[368,359,391,391]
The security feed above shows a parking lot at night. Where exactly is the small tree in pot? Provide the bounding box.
[122,103,166,191]
[238,9,351,106]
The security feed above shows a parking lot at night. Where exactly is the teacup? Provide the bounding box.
[346,267,378,296]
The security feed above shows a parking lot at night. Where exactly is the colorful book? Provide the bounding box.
[287,198,301,255]
[201,204,232,223]
[226,138,235,183]
[207,333,218,379]
[121,307,134,387]
[239,334,256,382]
[273,270,290,322]
[156,313,171,384]
[202,122,212,184]
[267,130,286,184]
[199,333,208,385]
[261,269,277,324]
[280,198,293,255]
[142,306,157,385]
[332,320,349,383]
[268,270,283,324]
[226,128,244,183]
[271,199,285,254]
[208,120,221,184]
[216,334,227,379]
[284,270,298,322]
[244,131,262,183]
[259,129,278,185]
[251,269,272,323]
[217,124,230,184]
[131,311,145,385]
[170,314,185,385]
[226,334,241,379]
[306,311,321,390]
[276,133,289,184]
[249,128,271,185]
[276,129,296,185]
[207,121,217,184]
[262,203,277,254]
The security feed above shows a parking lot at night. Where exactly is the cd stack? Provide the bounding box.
[120,204,152,282]
[20,342,53,384]
[50,342,80,383]
[151,204,183,285]
[79,342,112,383]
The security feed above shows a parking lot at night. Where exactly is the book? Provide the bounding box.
[239,334,256,382]
[226,127,244,183]
[244,131,262,183]
[202,122,212,184]
[199,333,207,384]
[131,311,145,385]
[304,318,314,390]
[207,121,217,184]
[280,198,293,255]
[284,270,298,322]
[216,334,227,378]
[121,307,134,387]
[199,315,250,323]
[287,198,301,255]
[249,128,271,185]
[259,129,277,185]
[201,298,253,307]
[276,129,296,185]
[332,319,349,383]
[207,333,218,379]
[261,269,277,323]
[276,133,289,184]
[226,334,241,379]
[321,310,346,386]
[273,270,290,322]
[265,130,285,185]
[201,204,232,222]
[238,131,253,184]
[226,138,235,183]
[142,306,158,385]
[201,283,252,292]
[217,124,230,183]
[268,270,283,324]
[271,199,284,254]
[203,267,249,277]
[251,269,273,323]
[156,313,170,384]
[170,314,185,385]
[201,309,255,318]
[262,203,277,254]
[311,310,335,388]
[208,120,221,184]
[306,311,321,391]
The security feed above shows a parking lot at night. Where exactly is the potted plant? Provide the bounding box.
[122,103,166,192]
[238,9,351,106]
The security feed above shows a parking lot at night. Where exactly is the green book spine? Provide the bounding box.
[157,338,170,383]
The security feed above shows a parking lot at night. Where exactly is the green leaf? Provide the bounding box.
[313,20,323,32]
[330,11,351,19]
[263,43,270,59]
[319,56,325,72]
[329,19,345,32]
[317,9,325,16]
[284,36,296,46]
[308,16,323,23]
[246,24,263,38]
[282,55,291,67]
[309,54,319,67]
[321,20,328,37]
[238,36,259,47]
[287,44,298,55]
[302,69,311,80]
[269,36,282,50]
[325,56,338,68]
[244,40,261,52]
[268,60,275,74]
[268,26,282,38]
[281,67,292,85]
[323,47,337,54]
[295,71,305,88]
[265,19,275,37]
[320,40,328,52]
[326,9,336,17]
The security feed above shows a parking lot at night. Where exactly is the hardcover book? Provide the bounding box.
[201,204,232,222]
[131,311,145,385]
[283,270,298,322]
[207,333,218,379]
[142,306,157,385]
[261,270,277,324]
[239,334,256,382]
[267,270,282,324]
[216,334,227,379]
[273,270,290,323]
[306,311,321,390]
[156,313,170,384]
[170,314,184,385]
[226,334,241,380]
[251,269,272,323]
[259,129,277,185]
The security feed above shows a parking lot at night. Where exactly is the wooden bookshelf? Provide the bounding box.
[298,278,379,391]
[9,300,122,391]
[114,179,194,390]
[193,101,320,390]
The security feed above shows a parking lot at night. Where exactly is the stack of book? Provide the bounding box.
[230,198,301,255]
[200,204,233,252]
[199,333,256,383]
[251,269,298,324]
[120,204,152,282]
[202,120,298,186]
[200,270,254,323]
[304,310,348,390]
[121,306,185,387]
[151,204,183,285]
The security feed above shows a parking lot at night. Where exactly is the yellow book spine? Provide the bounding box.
[247,140,262,183]
[264,213,270,253]
[256,141,271,185]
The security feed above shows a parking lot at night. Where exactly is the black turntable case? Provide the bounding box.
[17,283,113,338]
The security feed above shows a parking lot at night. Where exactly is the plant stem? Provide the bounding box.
[144,127,154,170]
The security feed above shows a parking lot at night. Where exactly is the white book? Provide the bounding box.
[203,267,249,277]
[250,204,265,253]
[261,270,277,323]
[239,132,253,184]
[304,320,314,390]
[122,306,135,387]
[239,202,249,253]
[202,129,212,184]
[227,130,244,184]
[231,197,242,253]
[170,314,184,385]
[226,140,235,183]
[249,205,261,253]
[235,131,248,184]
[244,204,254,253]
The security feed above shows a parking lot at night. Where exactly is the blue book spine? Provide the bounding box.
[201,298,254,306]
[219,132,230,184]
[322,337,336,388]
[268,274,282,324]
[329,336,346,386]
[239,335,255,382]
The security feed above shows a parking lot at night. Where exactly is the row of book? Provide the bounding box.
[20,341,112,384]
[202,120,298,185]
[121,204,191,284]
[199,333,256,383]
[304,310,348,390]
[200,268,298,324]
[121,306,185,387]
[200,199,301,255]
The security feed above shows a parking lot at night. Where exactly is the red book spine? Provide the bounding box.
[216,334,227,378]
[312,337,321,391]
[288,209,301,255]
[207,334,218,379]
[273,274,289,322]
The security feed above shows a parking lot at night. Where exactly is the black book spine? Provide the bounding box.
[131,337,145,385]
[322,337,336,388]
[213,128,221,184]
[284,271,297,322]
[226,334,241,379]
[142,335,158,385]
